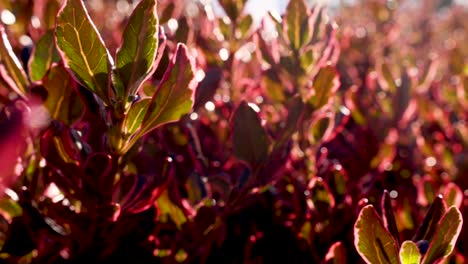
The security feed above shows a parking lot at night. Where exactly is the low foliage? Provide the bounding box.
[0,0,466,263]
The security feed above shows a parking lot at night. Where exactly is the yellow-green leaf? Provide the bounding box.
[55,0,113,105]
[399,241,421,264]
[0,25,30,97]
[115,0,159,98]
[354,205,400,264]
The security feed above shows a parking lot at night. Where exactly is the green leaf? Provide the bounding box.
[218,0,248,22]
[413,195,446,242]
[443,183,463,208]
[0,25,30,97]
[139,44,196,136]
[0,197,22,221]
[310,66,340,109]
[237,14,253,38]
[42,65,83,124]
[399,241,421,264]
[55,0,113,105]
[421,206,463,264]
[124,98,151,136]
[156,190,187,228]
[284,0,310,50]
[354,205,400,264]
[232,101,269,168]
[382,190,401,246]
[28,30,61,82]
[115,0,159,99]
[308,177,335,217]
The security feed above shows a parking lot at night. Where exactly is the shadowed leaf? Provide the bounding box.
[382,190,400,246]
[232,101,269,168]
[115,0,159,98]
[55,0,113,105]
[354,205,400,264]
[412,195,446,242]
[421,206,463,264]
[325,241,347,264]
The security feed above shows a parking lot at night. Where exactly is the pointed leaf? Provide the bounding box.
[139,44,196,136]
[354,205,400,264]
[232,101,269,168]
[55,0,113,105]
[0,25,30,97]
[421,206,463,264]
[443,183,463,208]
[382,190,401,246]
[310,66,340,109]
[413,195,446,242]
[399,241,421,264]
[115,0,159,98]
[28,30,61,82]
[218,0,248,22]
[284,0,309,50]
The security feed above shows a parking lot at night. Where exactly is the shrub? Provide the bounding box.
[0,0,466,263]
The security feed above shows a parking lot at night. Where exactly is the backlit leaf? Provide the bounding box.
[232,101,269,168]
[115,0,159,98]
[399,241,421,264]
[55,0,113,105]
[139,44,196,136]
[310,66,340,109]
[125,98,151,136]
[28,30,60,82]
[354,205,400,264]
[0,25,30,97]
[285,0,310,50]
[421,206,463,264]
[325,241,347,264]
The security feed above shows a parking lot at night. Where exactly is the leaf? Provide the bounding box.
[115,0,159,99]
[325,241,347,264]
[218,0,248,22]
[310,66,340,109]
[421,206,463,264]
[237,14,253,38]
[124,98,151,136]
[42,65,83,124]
[28,30,61,82]
[413,195,446,242]
[382,190,401,246]
[0,197,22,221]
[0,25,30,97]
[156,190,187,228]
[139,44,196,136]
[284,0,310,50]
[399,241,421,264]
[354,205,400,264]
[232,101,269,168]
[55,0,113,105]
[308,177,335,219]
[443,183,463,208]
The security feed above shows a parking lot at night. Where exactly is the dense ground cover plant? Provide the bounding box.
[0,0,466,263]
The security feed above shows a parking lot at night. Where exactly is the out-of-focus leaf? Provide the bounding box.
[443,183,463,208]
[309,66,340,109]
[399,241,421,264]
[218,0,248,22]
[284,0,310,50]
[311,115,331,142]
[412,195,446,242]
[42,65,83,124]
[300,48,315,73]
[232,101,269,168]
[55,0,113,105]
[115,0,159,99]
[308,177,335,216]
[421,206,463,264]
[382,190,400,246]
[237,14,253,38]
[354,205,400,264]
[28,30,60,82]
[263,69,285,102]
[156,190,187,228]
[124,98,151,136]
[0,25,30,97]
[193,67,222,110]
[0,197,22,221]
[159,2,174,24]
[378,63,397,92]
[138,44,196,138]
[324,241,347,264]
